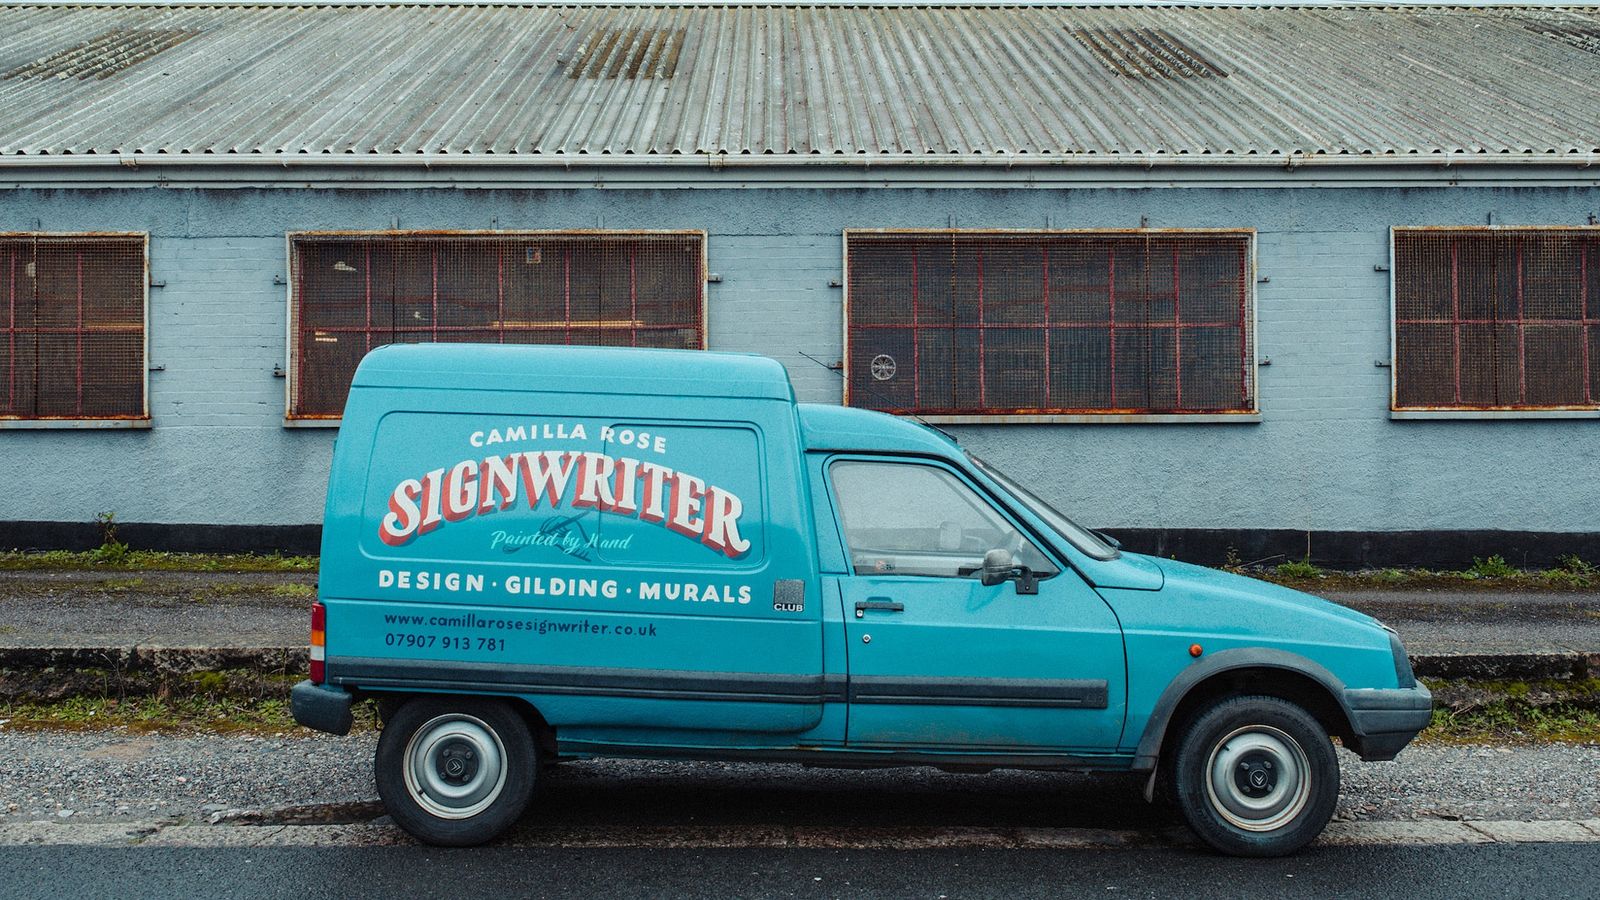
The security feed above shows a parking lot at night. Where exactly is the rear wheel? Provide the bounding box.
[1171,695,1338,857]
[375,696,537,846]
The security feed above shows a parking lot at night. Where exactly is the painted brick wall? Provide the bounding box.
[1,185,1596,535]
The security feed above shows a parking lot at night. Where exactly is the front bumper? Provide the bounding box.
[291,680,354,736]
[1344,684,1433,761]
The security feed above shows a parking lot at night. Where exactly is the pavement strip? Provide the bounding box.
[0,819,1596,850]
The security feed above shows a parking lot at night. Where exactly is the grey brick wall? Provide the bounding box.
[1,185,1596,536]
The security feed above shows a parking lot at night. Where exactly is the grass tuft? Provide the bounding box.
[0,696,303,734]
[1423,703,1600,744]
[1,547,1594,592]
[1419,677,1600,744]
[1273,557,1324,580]
[0,549,319,573]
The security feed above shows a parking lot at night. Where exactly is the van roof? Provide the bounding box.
[350,343,796,402]
[797,403,960,457]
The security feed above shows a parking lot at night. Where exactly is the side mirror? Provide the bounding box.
[980,547,1040,595]
[980,548,1015,587]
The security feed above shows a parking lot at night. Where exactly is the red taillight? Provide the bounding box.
[309,601,326,684]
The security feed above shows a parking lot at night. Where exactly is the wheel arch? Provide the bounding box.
[368,689,558,760]
[1133,648,1357,772]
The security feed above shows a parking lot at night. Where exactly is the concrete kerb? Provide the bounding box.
[1411,652,1600,681]
[0,646,306,703]
[0,647,306,673]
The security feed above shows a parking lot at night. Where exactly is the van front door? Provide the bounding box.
[827,458,1126,753]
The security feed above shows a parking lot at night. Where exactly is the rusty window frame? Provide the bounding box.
[842,229,1259,424]
[0,232,149,429]
[284,230,708,424]
[1390,226,1600,419]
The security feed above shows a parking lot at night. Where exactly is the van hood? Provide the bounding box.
[1149,555,1384,632]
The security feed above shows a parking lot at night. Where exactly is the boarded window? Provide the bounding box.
[1393,228,1600,410]
[288,232,706,419]
[845,231,1255,417]
[0,234,147,421]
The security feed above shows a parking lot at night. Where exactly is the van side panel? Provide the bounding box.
[320,385,826,736]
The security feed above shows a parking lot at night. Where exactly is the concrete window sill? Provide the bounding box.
[1390,409,1600,421]
[0,419,151,430]
[913,413,1263,425]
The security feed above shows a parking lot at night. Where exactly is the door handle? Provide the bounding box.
[855,599,905,618]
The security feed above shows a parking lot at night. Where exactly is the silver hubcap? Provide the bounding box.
[1204,724,1311,832]
[402,714,508,820]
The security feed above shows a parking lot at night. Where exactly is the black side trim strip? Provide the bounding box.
[555,741,1125,772]
[850,676,1110,710]
[331,658,1111,710]
[332,657,845,704]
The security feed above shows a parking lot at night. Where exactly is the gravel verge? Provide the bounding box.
[0,571,310,649]
[0,728,1594,830]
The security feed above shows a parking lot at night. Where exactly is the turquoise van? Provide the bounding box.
[291,344,1431,856]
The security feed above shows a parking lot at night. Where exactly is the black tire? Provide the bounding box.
[1171,695,1339,857]
[375,696,537,846]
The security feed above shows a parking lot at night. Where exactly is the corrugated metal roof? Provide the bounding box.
[0,2,1597,162]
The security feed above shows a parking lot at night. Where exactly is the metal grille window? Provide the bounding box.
[288,232,706,419]
[0,234,147,422]
[1393,228,1600,411]
[845,231,1255,419]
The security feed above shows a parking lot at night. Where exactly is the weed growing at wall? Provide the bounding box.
[89,511,129,565]
[1274,557,1324,579]
[1465,554,1519,580]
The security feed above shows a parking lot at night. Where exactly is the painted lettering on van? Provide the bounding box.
[467,423,668,455]
[468,422,586,448]
[378,450,751,558]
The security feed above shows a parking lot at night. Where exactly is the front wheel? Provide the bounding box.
[375,697,537,846]
[1171,695,1339,857]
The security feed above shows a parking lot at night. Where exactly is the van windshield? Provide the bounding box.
[968,455,1120,561]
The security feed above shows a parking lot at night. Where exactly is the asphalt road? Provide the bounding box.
[2,843,1597,900]
[2,730,1597,899]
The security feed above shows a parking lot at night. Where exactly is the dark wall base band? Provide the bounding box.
[0,521,322,556]
[1101,528,1600,571]
[4,521,1598,571]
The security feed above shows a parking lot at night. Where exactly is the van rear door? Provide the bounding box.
[322,398,826,735]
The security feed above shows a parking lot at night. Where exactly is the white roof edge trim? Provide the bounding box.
[0,153,1596,168]
[6,0,1598,8]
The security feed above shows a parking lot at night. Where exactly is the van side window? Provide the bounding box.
[830,461,1057,579]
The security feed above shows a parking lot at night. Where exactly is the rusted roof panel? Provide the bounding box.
[0,2,1597,161]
